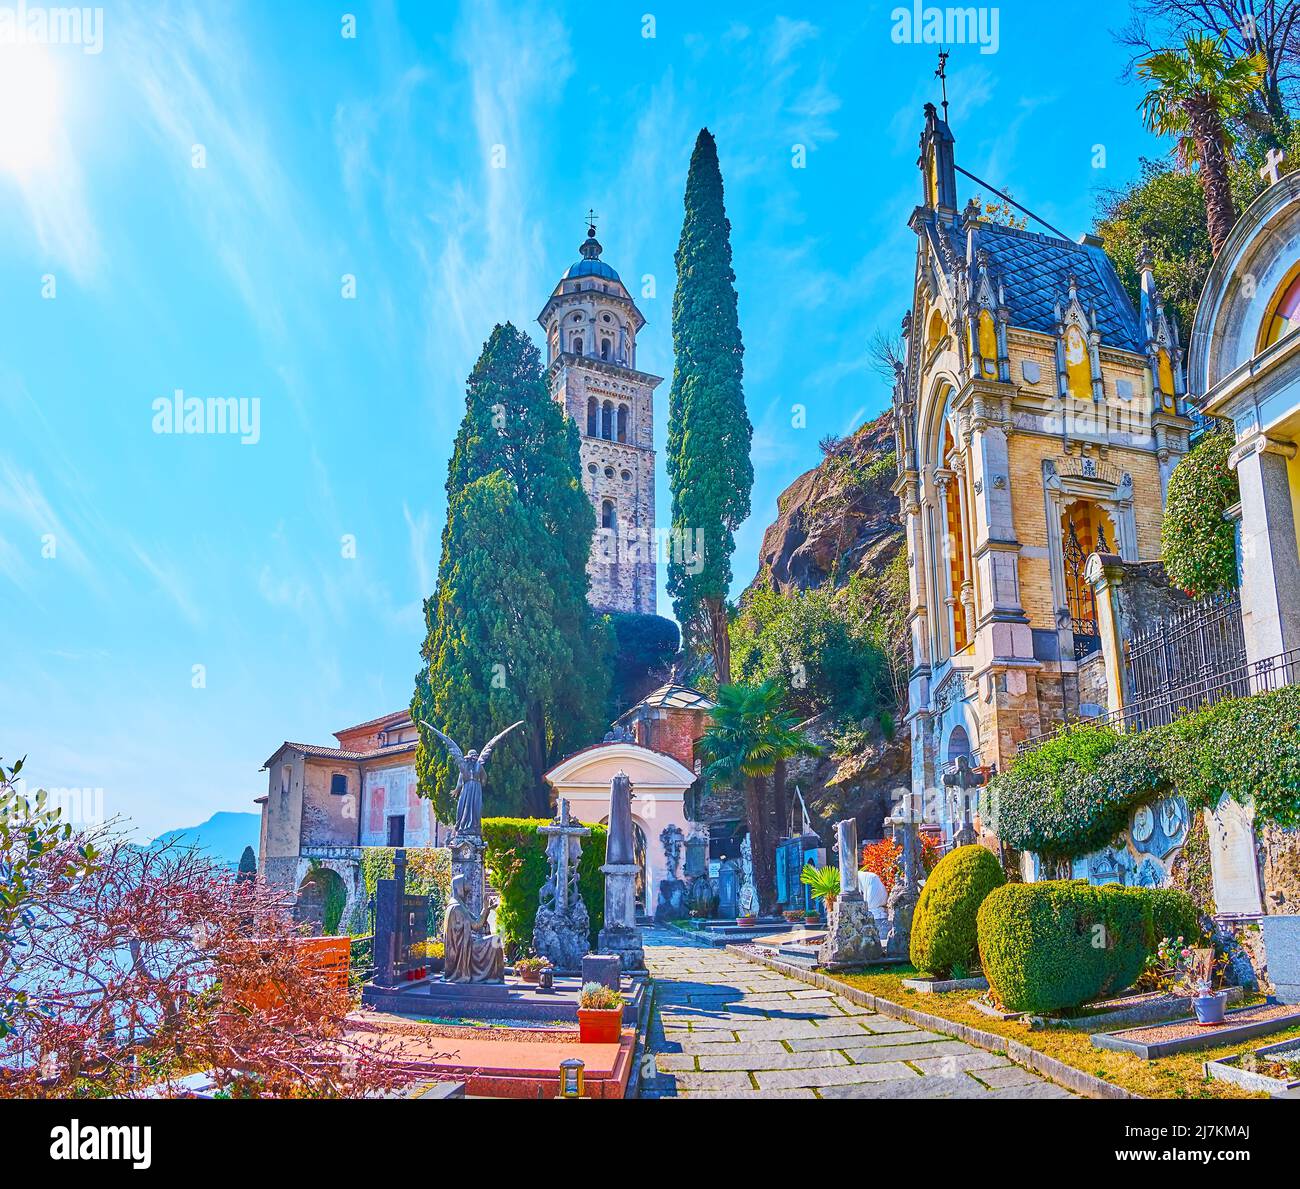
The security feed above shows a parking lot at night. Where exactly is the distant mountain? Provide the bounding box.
[148,811,260,868]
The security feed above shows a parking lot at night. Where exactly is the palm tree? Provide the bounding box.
[1139,33,1266,255]
[696,681,820,912]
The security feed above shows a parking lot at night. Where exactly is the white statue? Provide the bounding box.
[737,832,760,917]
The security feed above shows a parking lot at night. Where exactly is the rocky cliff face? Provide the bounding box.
[750,410,903,597]
[748,409,910,841]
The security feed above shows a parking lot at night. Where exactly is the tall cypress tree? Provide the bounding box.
[412,323,608,819]
[667,128,753,684]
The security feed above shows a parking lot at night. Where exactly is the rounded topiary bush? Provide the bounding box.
[909,844,1006,976]
[977,881,1153,1014]
[1127,886,1203,946]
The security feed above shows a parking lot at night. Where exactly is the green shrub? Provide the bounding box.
[909,845,1006,976]
[1161,427,1240,597]
[1126,886,1204,946]
[982,685,1300,858]
[977,881,1153,1014]
[482,817,607,954]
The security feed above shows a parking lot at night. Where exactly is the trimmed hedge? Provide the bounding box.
[482,817,607,955]
[982,684,1300,858]
[977,881,1153,1014]
[909,844,1005,976]
[1129,886,1203,945]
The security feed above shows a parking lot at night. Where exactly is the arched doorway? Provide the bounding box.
[296,864,347,935]
[1061,500,1116,659]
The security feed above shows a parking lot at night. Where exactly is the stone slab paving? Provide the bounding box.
[640,926,1075,1100]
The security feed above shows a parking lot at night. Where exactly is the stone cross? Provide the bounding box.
[538,799,590,913]
[1260,146,1287,186]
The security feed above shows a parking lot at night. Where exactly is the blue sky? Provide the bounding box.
[0,1,1169,838]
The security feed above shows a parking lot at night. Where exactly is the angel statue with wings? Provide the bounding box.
[421,720,524,836]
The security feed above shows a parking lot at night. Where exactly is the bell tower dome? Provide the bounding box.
[538,218,661,615]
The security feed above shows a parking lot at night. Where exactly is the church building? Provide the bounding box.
[893,103,1194,843]
[538,222,660,614]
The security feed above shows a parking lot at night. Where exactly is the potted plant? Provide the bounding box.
[515,956,550,984]
[577,982,625,1044]
[804,909,821,926]
[1191,977,1228,1025]
[783,909,803,923]
[801,863,841,918]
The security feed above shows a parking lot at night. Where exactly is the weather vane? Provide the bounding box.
[585,207,598,236]
[936,49,950,120]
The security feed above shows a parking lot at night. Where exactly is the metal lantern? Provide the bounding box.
[559,1057,585,1099]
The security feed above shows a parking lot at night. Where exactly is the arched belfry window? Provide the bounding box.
[586,396,598,436]
[601,338,612,361]
[601,400,614,440]
[601,499,616,530]
[573,335,583,356]
[617,403,629,443]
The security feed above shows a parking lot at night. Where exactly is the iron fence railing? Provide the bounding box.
[1018,646,1300,754]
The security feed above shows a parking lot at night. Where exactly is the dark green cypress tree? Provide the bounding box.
[667,128,754,684]
[412,323,609,820]
[237,845,257,883]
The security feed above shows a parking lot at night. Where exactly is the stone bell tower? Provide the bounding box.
[538,218,660,615]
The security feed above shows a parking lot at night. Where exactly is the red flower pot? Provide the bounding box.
[577,1007,623,1044]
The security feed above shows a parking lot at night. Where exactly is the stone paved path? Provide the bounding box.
[639,926,1074,1099]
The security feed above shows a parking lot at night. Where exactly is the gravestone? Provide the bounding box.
[655,823,688,922]
[1262,916,1300,1004]
[818,819,881,969]
[582,954,621,991]
[737,833,760,917]
[716,859,739,920]
[532,799,591,971]
[597,771,644,971]
[1206,800,1264,915]
[884,812,922,959]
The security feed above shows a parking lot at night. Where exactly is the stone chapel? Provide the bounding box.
[893,103,1194,843]
[537,222,660,615]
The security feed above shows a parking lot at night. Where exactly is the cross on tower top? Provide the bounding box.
[935,49,950,120]
[585,208,599,236]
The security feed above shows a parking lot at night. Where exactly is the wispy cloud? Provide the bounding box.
[130,541,204,629]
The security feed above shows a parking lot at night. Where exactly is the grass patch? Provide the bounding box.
[825,966,1288,1100]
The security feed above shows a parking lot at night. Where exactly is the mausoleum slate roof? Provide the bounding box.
[974,224,1144,352]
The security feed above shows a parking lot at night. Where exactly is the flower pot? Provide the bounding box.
[805,914,820,926]
[577,1007,623,1044]
[519,968,541,984]
[736,915,757,928]
[1193,991,1228,1025]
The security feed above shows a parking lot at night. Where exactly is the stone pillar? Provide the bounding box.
[598,772,644,970]
[449,831,487,934]
[1231,433,1300,665]
[1086,551,1128,718]
[819,818,881,969]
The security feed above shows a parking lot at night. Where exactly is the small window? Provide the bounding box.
[280,765,292,797]
[601,499,616,530]
[602,313,612,323]
[604,466,615,479]
[587,462,598,474]
[330,773,348,796]
[621,469,632,482]
[601,338,612,360]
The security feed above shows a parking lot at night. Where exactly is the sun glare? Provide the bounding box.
[0,44,61,176]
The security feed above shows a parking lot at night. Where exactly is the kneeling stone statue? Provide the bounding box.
[442,873,505,983]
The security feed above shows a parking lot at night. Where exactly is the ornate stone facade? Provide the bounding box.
[893,104,1193,846]
[538,224,660,614]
